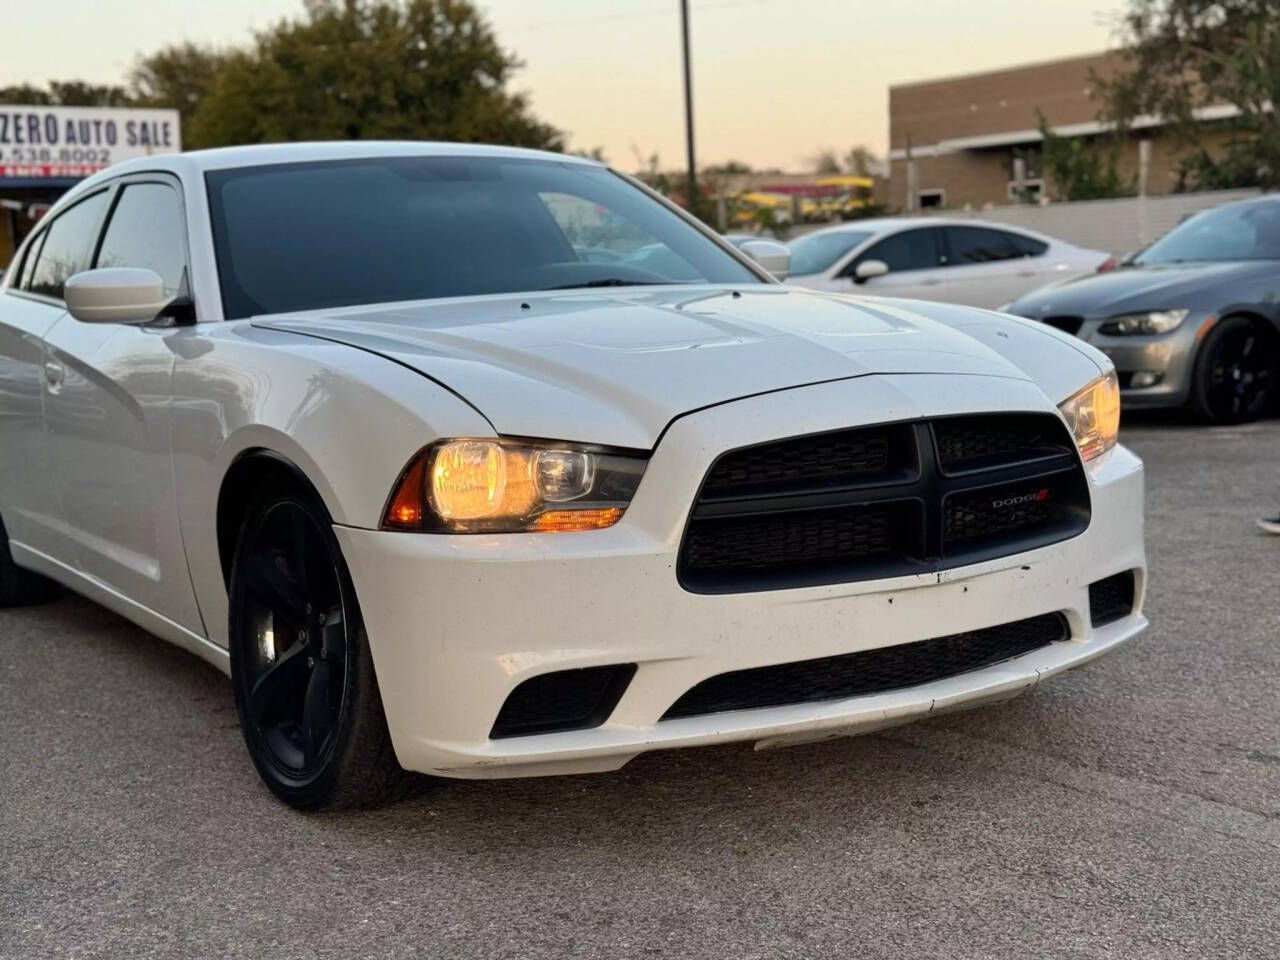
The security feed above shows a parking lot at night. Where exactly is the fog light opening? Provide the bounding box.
[1129,371,1163,389]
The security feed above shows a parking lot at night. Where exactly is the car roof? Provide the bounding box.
[795,216,1052,239]
[65,141,599,198]
[788,217,1059,248]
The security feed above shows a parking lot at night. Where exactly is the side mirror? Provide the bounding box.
[738,239,791,281]
[65,268,168,324]
[853,259,889,283]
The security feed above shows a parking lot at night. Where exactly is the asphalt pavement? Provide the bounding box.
[3,415,1279,959]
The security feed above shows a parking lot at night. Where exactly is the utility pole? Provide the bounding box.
[680,0,697,214]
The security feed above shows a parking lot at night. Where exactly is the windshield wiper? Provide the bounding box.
[544,278,673,290]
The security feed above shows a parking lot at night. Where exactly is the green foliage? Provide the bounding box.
[132,0,562,151]
[1037,110,1136,200]
[1096,0,1280,189]
[129,42,234,135]
[0,81,133,106]
[842,146,880,177]
[704,160,752,174]
[808,149,841,175]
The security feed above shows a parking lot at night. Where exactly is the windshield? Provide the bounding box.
[206,156,762,318]
[786,229,873,275]
[1136,200,1280,264]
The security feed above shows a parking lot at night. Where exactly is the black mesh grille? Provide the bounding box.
[1040,316,1084,336]
[663,613,1069,719]
[701,428,893,496]
[491,664,635,739]
[1089,571,1136,627]
[679,414,1090,593]
[683,502,912,574]
[945,486,1054,543]
[934,413,1075,474]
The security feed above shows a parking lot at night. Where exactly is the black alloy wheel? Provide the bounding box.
[1191,316,1278,424]
[229,483,409,809]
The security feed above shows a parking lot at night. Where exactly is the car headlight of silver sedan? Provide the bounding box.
[1098,309,1189,335]
[382,439,647,533]
[1059,369,1121,462]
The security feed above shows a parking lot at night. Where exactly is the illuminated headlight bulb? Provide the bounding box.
[430,440,507,519]
[533,449,594,501]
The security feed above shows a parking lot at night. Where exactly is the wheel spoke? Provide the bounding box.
[248,638,310,724]
[301,659,333,766]
[247,551,309,623]
[321,608,346,659]
[290,508,313,598]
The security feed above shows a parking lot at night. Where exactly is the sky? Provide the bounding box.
[1,0,1126,171]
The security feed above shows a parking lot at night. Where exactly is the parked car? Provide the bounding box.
[787,217,1111,309]
[1003,194,1280,424]
[0,143,1146,809]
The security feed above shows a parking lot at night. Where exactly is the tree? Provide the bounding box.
[1095,0,1280,189]
[704,160,752,174]
[130,43,233,135]
[842,145,880,177]
[0,81,133,106]
[808,149,842,174]
[1037,110,1135,200]
[139,0,562,151]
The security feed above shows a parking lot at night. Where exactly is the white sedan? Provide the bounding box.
[787,217,1111,308]
[0,143,1146,809]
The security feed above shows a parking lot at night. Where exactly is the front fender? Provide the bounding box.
[170,321,491,648]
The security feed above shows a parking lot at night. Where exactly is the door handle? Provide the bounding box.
[921,278,943,286]
[43,361,65,392]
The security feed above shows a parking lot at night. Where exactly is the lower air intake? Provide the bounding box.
[491,664,635,739]
[1089,571,1136,627]
[662,613,1069,720]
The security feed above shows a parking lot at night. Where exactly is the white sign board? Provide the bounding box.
[0,105,182,179]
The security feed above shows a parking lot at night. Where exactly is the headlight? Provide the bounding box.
[382,438,646,533]
[1098,309,1188,335]
[1058,370,1121,461]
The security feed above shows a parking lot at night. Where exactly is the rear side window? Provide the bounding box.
[27,191,110,300]
[853,228,942,273]
[1010,231,1048,257]
[95,183,188,298]
[945,226,1044,263]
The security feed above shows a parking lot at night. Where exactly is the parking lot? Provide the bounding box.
[2,415,1278,960]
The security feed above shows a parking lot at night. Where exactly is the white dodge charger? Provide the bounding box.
[0,143,1147,808]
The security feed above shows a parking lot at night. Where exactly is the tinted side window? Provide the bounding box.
[95,183,188,298]
[945,226,1037,264]
[28,191,110,300]
[1010,232,1048,257]
[855,228,941,273]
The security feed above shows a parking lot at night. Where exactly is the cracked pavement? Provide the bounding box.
[2,415,1278,959]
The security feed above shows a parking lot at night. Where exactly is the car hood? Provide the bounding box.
[253,286,1098,449]
[1007,260,1273,318]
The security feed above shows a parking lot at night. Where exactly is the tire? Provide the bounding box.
[228,482,414,809]
[1188,316,1279,425]
[0,515,60,607]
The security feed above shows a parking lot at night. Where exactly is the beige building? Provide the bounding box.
[888,52,1236,211]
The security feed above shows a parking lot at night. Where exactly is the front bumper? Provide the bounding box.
[1073,314,1207,409]
[336,374,1147,779]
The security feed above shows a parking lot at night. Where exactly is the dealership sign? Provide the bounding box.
[0,105,181,179]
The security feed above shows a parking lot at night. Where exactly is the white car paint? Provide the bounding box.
[787,217,1110,309]
[0,142,1145,785]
